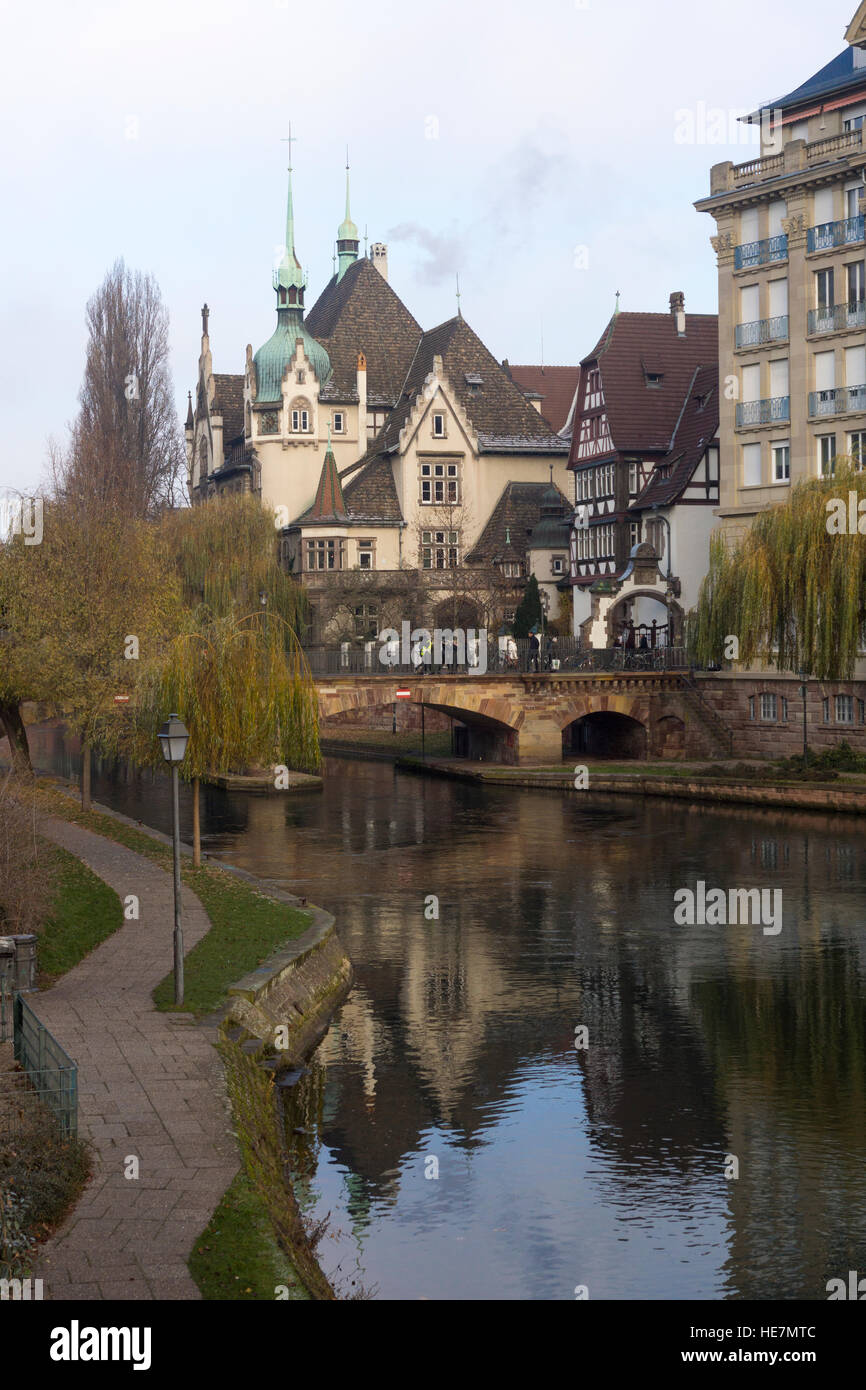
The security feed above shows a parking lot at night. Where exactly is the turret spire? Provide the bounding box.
[336,149,360,282]
[275,125,306,304]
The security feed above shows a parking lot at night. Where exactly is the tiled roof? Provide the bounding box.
[306,257,422,407]
[308,445,348,522]
[467,481,569,564]
[630,364,719,509]
[506,364,581,434]
[380,316,569,455]
[748,45,866,119]
[211,373,245,443]
[572,311,718,460]
[340,454,403,522]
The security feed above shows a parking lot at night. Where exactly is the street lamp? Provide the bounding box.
[158,713,189,1006]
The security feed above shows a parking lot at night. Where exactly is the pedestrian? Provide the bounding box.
[529,630,540,672]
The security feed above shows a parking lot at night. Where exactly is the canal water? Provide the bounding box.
[23,724,866,1300]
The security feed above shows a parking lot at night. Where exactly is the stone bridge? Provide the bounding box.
[315,672,732,765]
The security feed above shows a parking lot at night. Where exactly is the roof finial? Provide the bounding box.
[364,224,368,256]
[456,272,462,318]
[275,124,305,298]
[614,289,621,316]
[201,303,209,336]
[327,420,332,449]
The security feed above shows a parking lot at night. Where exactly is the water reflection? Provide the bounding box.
[18,722,866,1300]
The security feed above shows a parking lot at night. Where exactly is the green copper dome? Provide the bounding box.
[254,309,331,403]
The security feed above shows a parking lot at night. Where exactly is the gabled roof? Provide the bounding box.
[630,365,719,510]
[380,316,569,456]
[467,481,569,564]
[340,454,403,523]
[211,373,245,443]
[573,311,718,460]
[506,365,581,434]
[305,257,422,407]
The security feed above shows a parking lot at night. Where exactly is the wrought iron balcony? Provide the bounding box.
[735,315,789,348]
[735,396,790,428]
[807,302,866,335]
[807,215,865,253]
[808,385,866,418]
[734,235,788,270]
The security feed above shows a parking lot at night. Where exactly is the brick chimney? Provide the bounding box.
[670,291,686,336]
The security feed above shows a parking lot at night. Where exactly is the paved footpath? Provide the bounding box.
[31,814,238,1300]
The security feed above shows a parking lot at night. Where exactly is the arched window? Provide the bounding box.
[290,398,312,433]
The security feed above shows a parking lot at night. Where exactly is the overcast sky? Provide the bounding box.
[1,0,855,493]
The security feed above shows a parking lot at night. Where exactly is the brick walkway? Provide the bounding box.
[30,815,238,1300]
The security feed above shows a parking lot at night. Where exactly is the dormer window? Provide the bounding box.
[645,371,663,388]
[432,413,446,437]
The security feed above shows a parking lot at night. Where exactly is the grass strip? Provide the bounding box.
[187,1169,310,1301]
[37,839,123,984]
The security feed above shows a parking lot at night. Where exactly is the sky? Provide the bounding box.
[0,0,856,493]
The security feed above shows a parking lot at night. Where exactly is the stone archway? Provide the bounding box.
[564,710,648,760]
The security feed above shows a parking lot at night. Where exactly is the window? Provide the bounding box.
[357,540,374,570]
[645,372,663,388]
[576,470,593,502]
[260,410,280,435]
[432,413,446,437]
[780,697,788,722]
[296,370,306,384]
[501,561,523,578]
[844,114,866,132]
[305,538,345,571]
[629,520,640,550]
[818,434,837,476]
[849,261,865,305]
[353,604,378,638]
[743,442,762,487]
[816,268,834,309]
[836,694,854,724]
[823,697,830,723]
[772,442,790,482]
[859,700,865,724]
[597,462,615,496]
[333,412,345,433]
[846,185,864,220]
[628,461,639,495]
[749,696,756,721]
[849,431,866,468]
[760,693,777,721]
[552,556,565,575]
[291,401,311,432]
[421,530,459,569]
[420,462,459,504]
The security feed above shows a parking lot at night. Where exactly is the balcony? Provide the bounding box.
[807,215,865,253]
[807,302,866,335]
[734,235,788,270]
[735,315,789,348]
[735,396,790,428]
[808,385,866,418]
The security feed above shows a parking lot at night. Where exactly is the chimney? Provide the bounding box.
[670,291,686,336]
[371,242,388,282]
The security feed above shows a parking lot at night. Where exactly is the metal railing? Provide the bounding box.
[735,315,789,348]
[808,385,866,418]
[734,235,787,270]
[10,995,77,1139]
[307,639,689,677]
[735,395,790,428]
[807,302,866,335]
[807,215,865,254]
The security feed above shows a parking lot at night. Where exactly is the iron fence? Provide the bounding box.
[306,638,690,677]
[9,995,77,1139]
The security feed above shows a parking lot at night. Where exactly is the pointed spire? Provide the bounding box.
[274,125,306,304]
[614,289,621,316]
[456,273,462,319]
[185,391,194,429]
[309,432,347,521]
[336,149,360,282]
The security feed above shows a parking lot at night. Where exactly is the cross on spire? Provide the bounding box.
[281,123,297,170]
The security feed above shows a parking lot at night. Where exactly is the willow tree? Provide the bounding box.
[132,611,320,864]
[691,464,866,679]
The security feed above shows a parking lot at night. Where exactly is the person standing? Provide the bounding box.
[528,630,540,672]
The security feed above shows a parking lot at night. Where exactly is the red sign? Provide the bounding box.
[113,695,130,705]
[395,689,411,699]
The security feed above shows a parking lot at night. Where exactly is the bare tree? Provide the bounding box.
[60,260,185,517]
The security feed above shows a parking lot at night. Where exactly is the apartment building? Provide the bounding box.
[695,4,866,539]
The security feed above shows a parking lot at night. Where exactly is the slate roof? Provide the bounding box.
[292,451,402,527]
[466,481,570,564]
[506,364,581,435]
[305,257,422,407]
[746,44,866,121]
[572,311,718,461]
[630,364,719,510]
[211,373,245,443]
[380,316,569,456]
[307,446,348,523]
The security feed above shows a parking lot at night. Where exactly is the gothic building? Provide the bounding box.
[185,161,574,639]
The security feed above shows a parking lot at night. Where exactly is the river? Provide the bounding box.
[22,724,866,1301]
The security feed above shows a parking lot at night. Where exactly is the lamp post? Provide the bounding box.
[158,714,190,1006]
